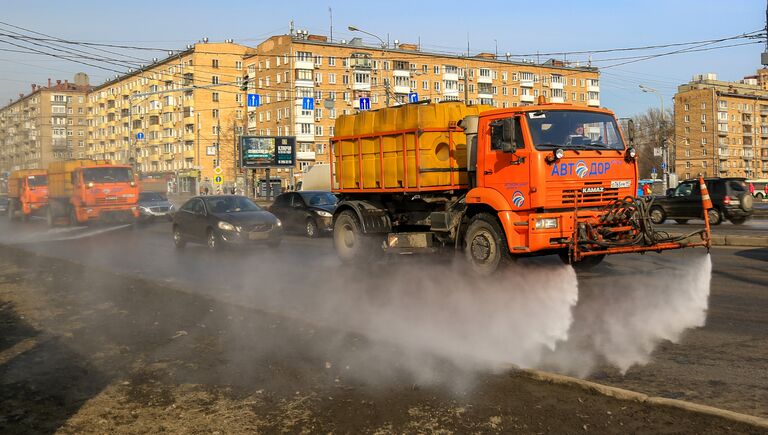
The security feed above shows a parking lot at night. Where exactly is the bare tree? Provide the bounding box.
[631,107,673,180]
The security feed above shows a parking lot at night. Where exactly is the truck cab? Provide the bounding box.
[69,165,139,224]
[7,170,48,221]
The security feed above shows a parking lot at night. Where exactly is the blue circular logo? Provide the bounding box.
[575,161,589,178]
[512,190,525,207]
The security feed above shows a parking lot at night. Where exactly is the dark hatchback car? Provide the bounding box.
[269,191,338,238]
[0,195,7,214]
[649,177,754,225]
[172,195,282,250]
[137,191,175,222]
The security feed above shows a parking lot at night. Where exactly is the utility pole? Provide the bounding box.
[216,118,221,193]
[464,65,469,104]
[385,79,391,107]
[196,112,200,195]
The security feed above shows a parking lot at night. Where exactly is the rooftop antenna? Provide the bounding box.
[466,33,470,57]
[290,20,295,36]
[329,7,333,42]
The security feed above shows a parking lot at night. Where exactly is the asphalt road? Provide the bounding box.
[1,218,767,418]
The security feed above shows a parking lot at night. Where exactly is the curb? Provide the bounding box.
[518,369,768,430]
[667,233,768,248]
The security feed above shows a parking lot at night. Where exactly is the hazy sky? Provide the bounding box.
[1,0,765,117]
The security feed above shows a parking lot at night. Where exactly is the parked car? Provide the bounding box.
[172,195,282,250]
[0,195,8,214]
[137,191,175,223]
[649,177,754,225]
[269,191,338,238]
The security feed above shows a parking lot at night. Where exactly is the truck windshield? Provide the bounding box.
[27,175,47,187]
[526,110,625,151]
[83,167,134,183]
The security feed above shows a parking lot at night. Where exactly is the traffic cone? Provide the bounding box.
[699,176,712,210]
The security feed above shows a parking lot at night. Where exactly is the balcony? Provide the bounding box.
[443,88,459,98]
[443,72,458,82]
[588,99,600,107]
[550,96,565,103]
[296,151,316,161]
[393,69,410,78]
[718,129,728,136]
[477,75,492,84]
[352,81,371,91]
[520,94,535,103]
[294,60,315,70]
[550,81,564,90]
[163,152,174,161]
[183,149,195,159]
[149,154,160,162]
[393,85,411,94]
[520,79,534,88]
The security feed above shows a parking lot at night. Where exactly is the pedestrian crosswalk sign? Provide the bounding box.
[214,175,223,185]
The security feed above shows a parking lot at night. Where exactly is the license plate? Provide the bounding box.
[248,232,268,240]
[611,180,632,188]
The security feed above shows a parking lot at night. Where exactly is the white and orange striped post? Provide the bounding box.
[699,176,713,248]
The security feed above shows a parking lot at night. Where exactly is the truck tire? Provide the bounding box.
[69,207,80,226]
[707,208,722,226]
[464,213,510,275]
[333,210,380,263]
[46,206,57,227]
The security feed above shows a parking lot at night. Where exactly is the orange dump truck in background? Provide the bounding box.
[330,101,710,273]
[7,169,48,221]
[47,159,139,226]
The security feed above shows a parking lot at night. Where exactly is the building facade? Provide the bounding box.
[244,32,601,188]
[674,71,768,181]
[85,41,252,193]
[0,75,90,173]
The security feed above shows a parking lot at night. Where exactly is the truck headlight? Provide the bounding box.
[218,221,236,231]
[275,219,282,227]
[534,218,558,229]
[315,210,332,217]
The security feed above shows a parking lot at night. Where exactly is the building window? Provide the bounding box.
[212,75,219,85]
[212,59,219,68]
[328,56,336,66]
[212,92,219,102]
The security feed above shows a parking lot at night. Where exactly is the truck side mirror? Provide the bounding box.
[627,119,635,143]
[501,118,517,153]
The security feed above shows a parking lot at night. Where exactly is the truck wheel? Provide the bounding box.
[649,206,666,224]
[334,210,380,263]
[69,208,80,226]
[464,213,510,275]
[46,206,57,227]
[707,208,722,226]
[560,253,606,270]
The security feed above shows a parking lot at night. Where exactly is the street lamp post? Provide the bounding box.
[348,25,391,107]
[639,84,669,191]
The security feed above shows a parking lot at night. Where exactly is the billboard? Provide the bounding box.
[240,136,296,168]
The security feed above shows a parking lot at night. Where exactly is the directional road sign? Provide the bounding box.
[359,97,371,111]
[214,175,223,185]
[661,162,667,170]
[247,94,261,107]
[136,132,145,140]
[651,167,657,174]
[302,97,314,111]
[408,92,419,103]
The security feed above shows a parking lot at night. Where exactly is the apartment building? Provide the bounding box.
[244,32,600,187]
[0,75,90,173]
[86,41,252,193]
[674,71,768,180]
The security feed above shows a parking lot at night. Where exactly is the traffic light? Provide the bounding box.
[240,74,249,91]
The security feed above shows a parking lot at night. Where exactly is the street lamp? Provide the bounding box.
[639,84,670,191]
[347,25,387,49]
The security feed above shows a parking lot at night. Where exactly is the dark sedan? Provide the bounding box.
[269,191,338,238]
[172,195,282,250]
[0,195,7,214]
[137,191,175,222]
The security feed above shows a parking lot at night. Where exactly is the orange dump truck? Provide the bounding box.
[330,101,710,273]
[7,169,48,221]
[47,160,139,226]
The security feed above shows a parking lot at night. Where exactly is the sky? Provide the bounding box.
[1,0,766,117]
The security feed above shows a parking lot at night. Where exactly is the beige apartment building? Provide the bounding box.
[674,71,768,181]
[85,41,253,193]
[244,32,601,188]
[0,75,90,173]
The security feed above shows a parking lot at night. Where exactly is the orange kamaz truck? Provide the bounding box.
[7,169,48,221]
[47,159,139,226]
[330,101,710,273]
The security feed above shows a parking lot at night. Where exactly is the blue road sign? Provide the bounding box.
[214,175,223,185]
[247,94,261,107]
[408,92,418,103]
[661,162,667,170]
[359,97,371,111]
[302,97,314,111]
[651,167,657,174]
[136,132,145,140]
